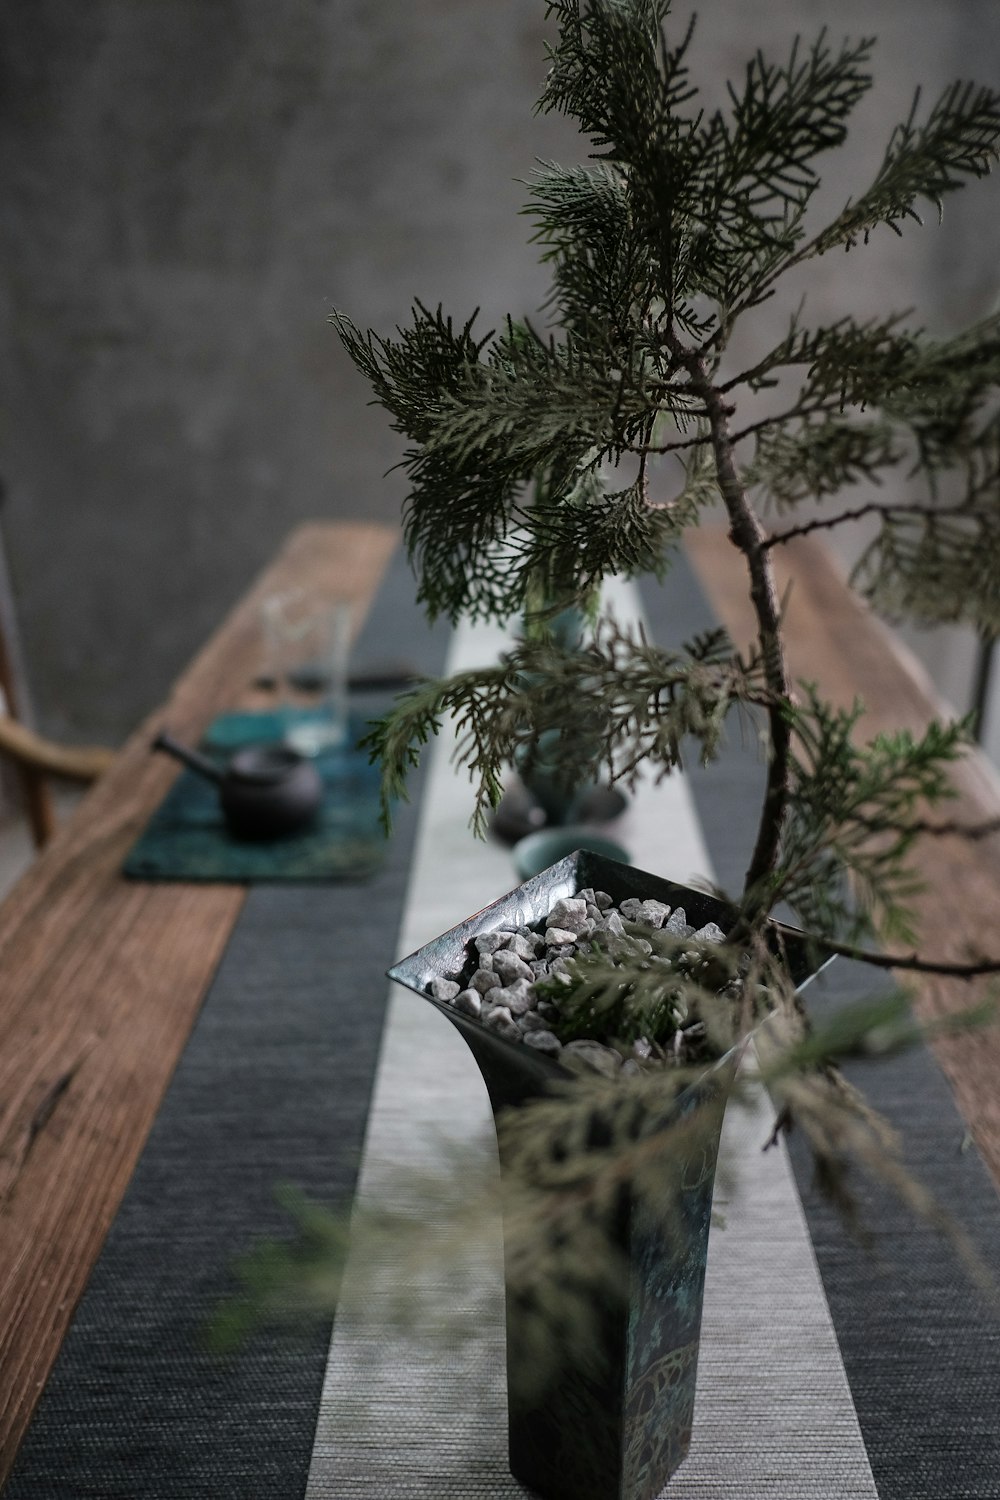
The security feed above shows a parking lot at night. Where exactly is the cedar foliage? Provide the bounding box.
[337,0,1000,957]
[214,2,1000,1369]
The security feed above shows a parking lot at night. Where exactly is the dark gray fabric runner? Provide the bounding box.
[638,559,1000,1500]
[6,543,450,1499]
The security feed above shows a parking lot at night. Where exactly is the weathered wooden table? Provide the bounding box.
[0,522,397,1477]
[1,522,998,1497]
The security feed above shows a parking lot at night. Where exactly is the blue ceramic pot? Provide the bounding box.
[388,850,827,1500]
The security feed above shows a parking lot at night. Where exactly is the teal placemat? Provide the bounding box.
[124,709,388,883]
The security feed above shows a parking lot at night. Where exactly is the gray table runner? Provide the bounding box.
[7,549,999,1498]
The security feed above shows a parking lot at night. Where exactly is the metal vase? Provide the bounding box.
[388,850,827,1500]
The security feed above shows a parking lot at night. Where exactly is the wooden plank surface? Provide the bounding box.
[685,526,1000,1191]
[0,521,398,1480]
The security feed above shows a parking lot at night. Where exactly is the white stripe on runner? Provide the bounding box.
[305,582,879,1499]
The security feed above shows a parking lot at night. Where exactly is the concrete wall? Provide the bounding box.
[1,1,997,743]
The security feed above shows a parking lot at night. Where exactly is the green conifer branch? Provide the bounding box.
[335,0,1000,944]
[365,623,768,838]
[813,78,1000,252]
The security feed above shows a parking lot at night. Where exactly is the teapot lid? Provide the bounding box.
[228,745,308,784]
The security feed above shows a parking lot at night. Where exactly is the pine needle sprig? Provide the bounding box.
[689,33,874,312]
[430,318,649,470]
[727,312,1000,490]
[330,304,495,443]
[711,33,874,213]
[517,472,695,592]
[539,3,717,307]
[851,497,1000,634]
[364,622,768,836]
[539,1,698,166]
[400,450,523,624]
[749,415,903,510]
[813,77,1000,253]
[362,659,522,835]
[524,161,656,342]
[748,311,920,410]
[764,689,969,945]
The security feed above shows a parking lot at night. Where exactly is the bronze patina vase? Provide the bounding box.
[389,850,826,1500]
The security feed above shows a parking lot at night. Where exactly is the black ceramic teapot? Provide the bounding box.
[152,730,323,840]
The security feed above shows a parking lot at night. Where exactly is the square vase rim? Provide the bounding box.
[387,848,832,1085]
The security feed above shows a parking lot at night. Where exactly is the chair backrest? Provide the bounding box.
[0,486,57,844]
[0,485,114,850]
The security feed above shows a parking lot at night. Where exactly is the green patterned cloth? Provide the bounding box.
[123,709,388,882]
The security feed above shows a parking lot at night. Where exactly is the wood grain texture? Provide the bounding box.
[685,526,1000,1190]
[0,521,397,1481]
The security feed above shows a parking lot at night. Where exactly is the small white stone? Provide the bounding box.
[429,976,461,1002]
[453,989,482,1018]
[546,897,588,933]
[599,911,626,938]
[519,1010,548,1032]
[483,1004,520,1040]
[640,899,671,928]
[593,891,614,910]
[621,1058,641,1077]
[546,927,578,948]
[693,922,726,944]
[474,932,505,956]
[493,950,534,985]
[665,908,694,937]
[620,897,643,920]
[561,1039,623,1077]
[492,979,534,1016]
[523,1029,562,1054]
[470,967,500,994]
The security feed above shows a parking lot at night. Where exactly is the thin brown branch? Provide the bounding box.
[763,499,960,550]
[854,811,1000,842]
[727,401,846,448]
[915,814,1000,841]
[630,430,713,457]
[818,938,1000,979]
[637,400,848,457]
[665,333,794,911]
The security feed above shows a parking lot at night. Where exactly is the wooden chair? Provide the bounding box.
[0,502,113,848]
[0,716,114,847]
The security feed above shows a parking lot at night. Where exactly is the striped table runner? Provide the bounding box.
[7,548,999,1499]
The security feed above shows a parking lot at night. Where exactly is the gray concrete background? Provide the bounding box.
[1,0,997,743]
